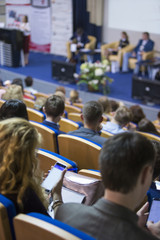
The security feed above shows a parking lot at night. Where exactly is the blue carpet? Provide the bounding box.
[0,51,159,108]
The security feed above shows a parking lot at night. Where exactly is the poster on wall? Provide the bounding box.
[6,0,31,29]
[30,0,51,52]
[51,0,73,56]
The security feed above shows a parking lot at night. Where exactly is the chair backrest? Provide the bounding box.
[68,113,83,123]
[14,213,95,240]
[100,130,113,138]
[34,92,49,99]
[37,149,77,173]
[78,169,101,180]
[58,135,101,170]
[59,118,79,133]
[30,121,58,153]
[73,103,83,109]
[23,98,35,108]
[27,108,45,123]
[137,131,160,141]
[0,194,17,240]
[0,99,5,107]
[65,104,81,114]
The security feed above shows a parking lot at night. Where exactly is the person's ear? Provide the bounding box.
[43,106,46,114]
[140,165,152,185]
[81,114,84,121]
[99,116,103,123]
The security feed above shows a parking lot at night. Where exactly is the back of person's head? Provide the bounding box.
[83,101,103,125]
[55,86,66,95]
[24,76,33,87]
[98,96,111,114]
[53,91,65,102]
[99,132,155,193]
[12,78,24,92]
[138,118,160,136]
[114,106,132,127]
[69,90,79,103]
[0,100,28,120]
[0,118,43,210]
[34,97,47,112]
[2,84,23,101]
[109,100,119,112]
[44,95,64,118]
[151,140,160,180]
[129,105,145,124]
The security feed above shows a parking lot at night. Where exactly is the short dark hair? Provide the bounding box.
[98,96,111,114]
[25,76,33,87]
[130,105,145,124]
[44,95,64,118]
[99,132,155,193]
[0,100,28,120]
[83,101,103,125]
[109,100,119,112]
[114,106,132,127]
[143,32,150,38]
[138,118,160,136]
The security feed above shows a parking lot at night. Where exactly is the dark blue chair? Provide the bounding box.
[0,194,16,240]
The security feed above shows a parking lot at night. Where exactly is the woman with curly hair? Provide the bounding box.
[0,118,48,214]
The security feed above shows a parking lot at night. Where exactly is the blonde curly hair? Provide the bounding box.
[0,118,47,210]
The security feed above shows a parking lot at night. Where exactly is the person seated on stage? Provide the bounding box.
[24,76,37,94]
[20,15,31,65]
[69,28,89,62]
[129,105,146,125]
[52,132,160,240]
[0,99,28,121]
[122,32,154,74]
[104,31,129,59]
[98,96,111,121]
[68,101,106,146]
[2,84,23,101]
[0,118,48,215]
[138,118,160,137]
[102,106,132,134]
[69,90,82,104]
[42,95,65,134]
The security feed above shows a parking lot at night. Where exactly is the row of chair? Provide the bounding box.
[0,194,95,240]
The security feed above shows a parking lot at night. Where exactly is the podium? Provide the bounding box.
[0,28,23,67]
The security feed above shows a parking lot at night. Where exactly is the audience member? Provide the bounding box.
[130,105,146,124]
[55,86,66,96]
[98,96,111,120]
[104,31,129,59]
[122,32,154,74]
[138,118,160,136]
[42,95,65,134]
[68,101,106,145]
[4,80,11,87]
[53,132,160,240]
[0,118,48,215]
[12,78,24,92]
[53,91,65,102]
[109,100,119,112]
[24,76,37,94]
[2,84,23,101]
[0,100,28,120]
[102,106,132,134]
[69,90,82,104]
[34,97,47,112]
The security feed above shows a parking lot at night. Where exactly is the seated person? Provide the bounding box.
[138,118,160,137]
[102,106,132,134]
[42,95,65,134]
[34,97,47,112]
[122,32,154,74]
[68,101,106,146]
[0,118,48,215]
[24,76,38,94]
[69,90,82,104]
[105,31,129,59]
[69,28,89,62]
[98,96,111,120]
[55,86,66,96]
[0,99,28,120]
[2,84,23,101]
[130,105,146,125]
[53,132,160,239]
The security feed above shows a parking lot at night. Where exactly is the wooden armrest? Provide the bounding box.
[122,44,135,53]
[101,41,119,50]
[142,51,155,60]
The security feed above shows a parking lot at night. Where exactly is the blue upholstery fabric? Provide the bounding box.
[28,212,95,239]
[39,148,78,172]
[0,194,16,240]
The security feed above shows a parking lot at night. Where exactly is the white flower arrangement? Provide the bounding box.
[77,60,113,94]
